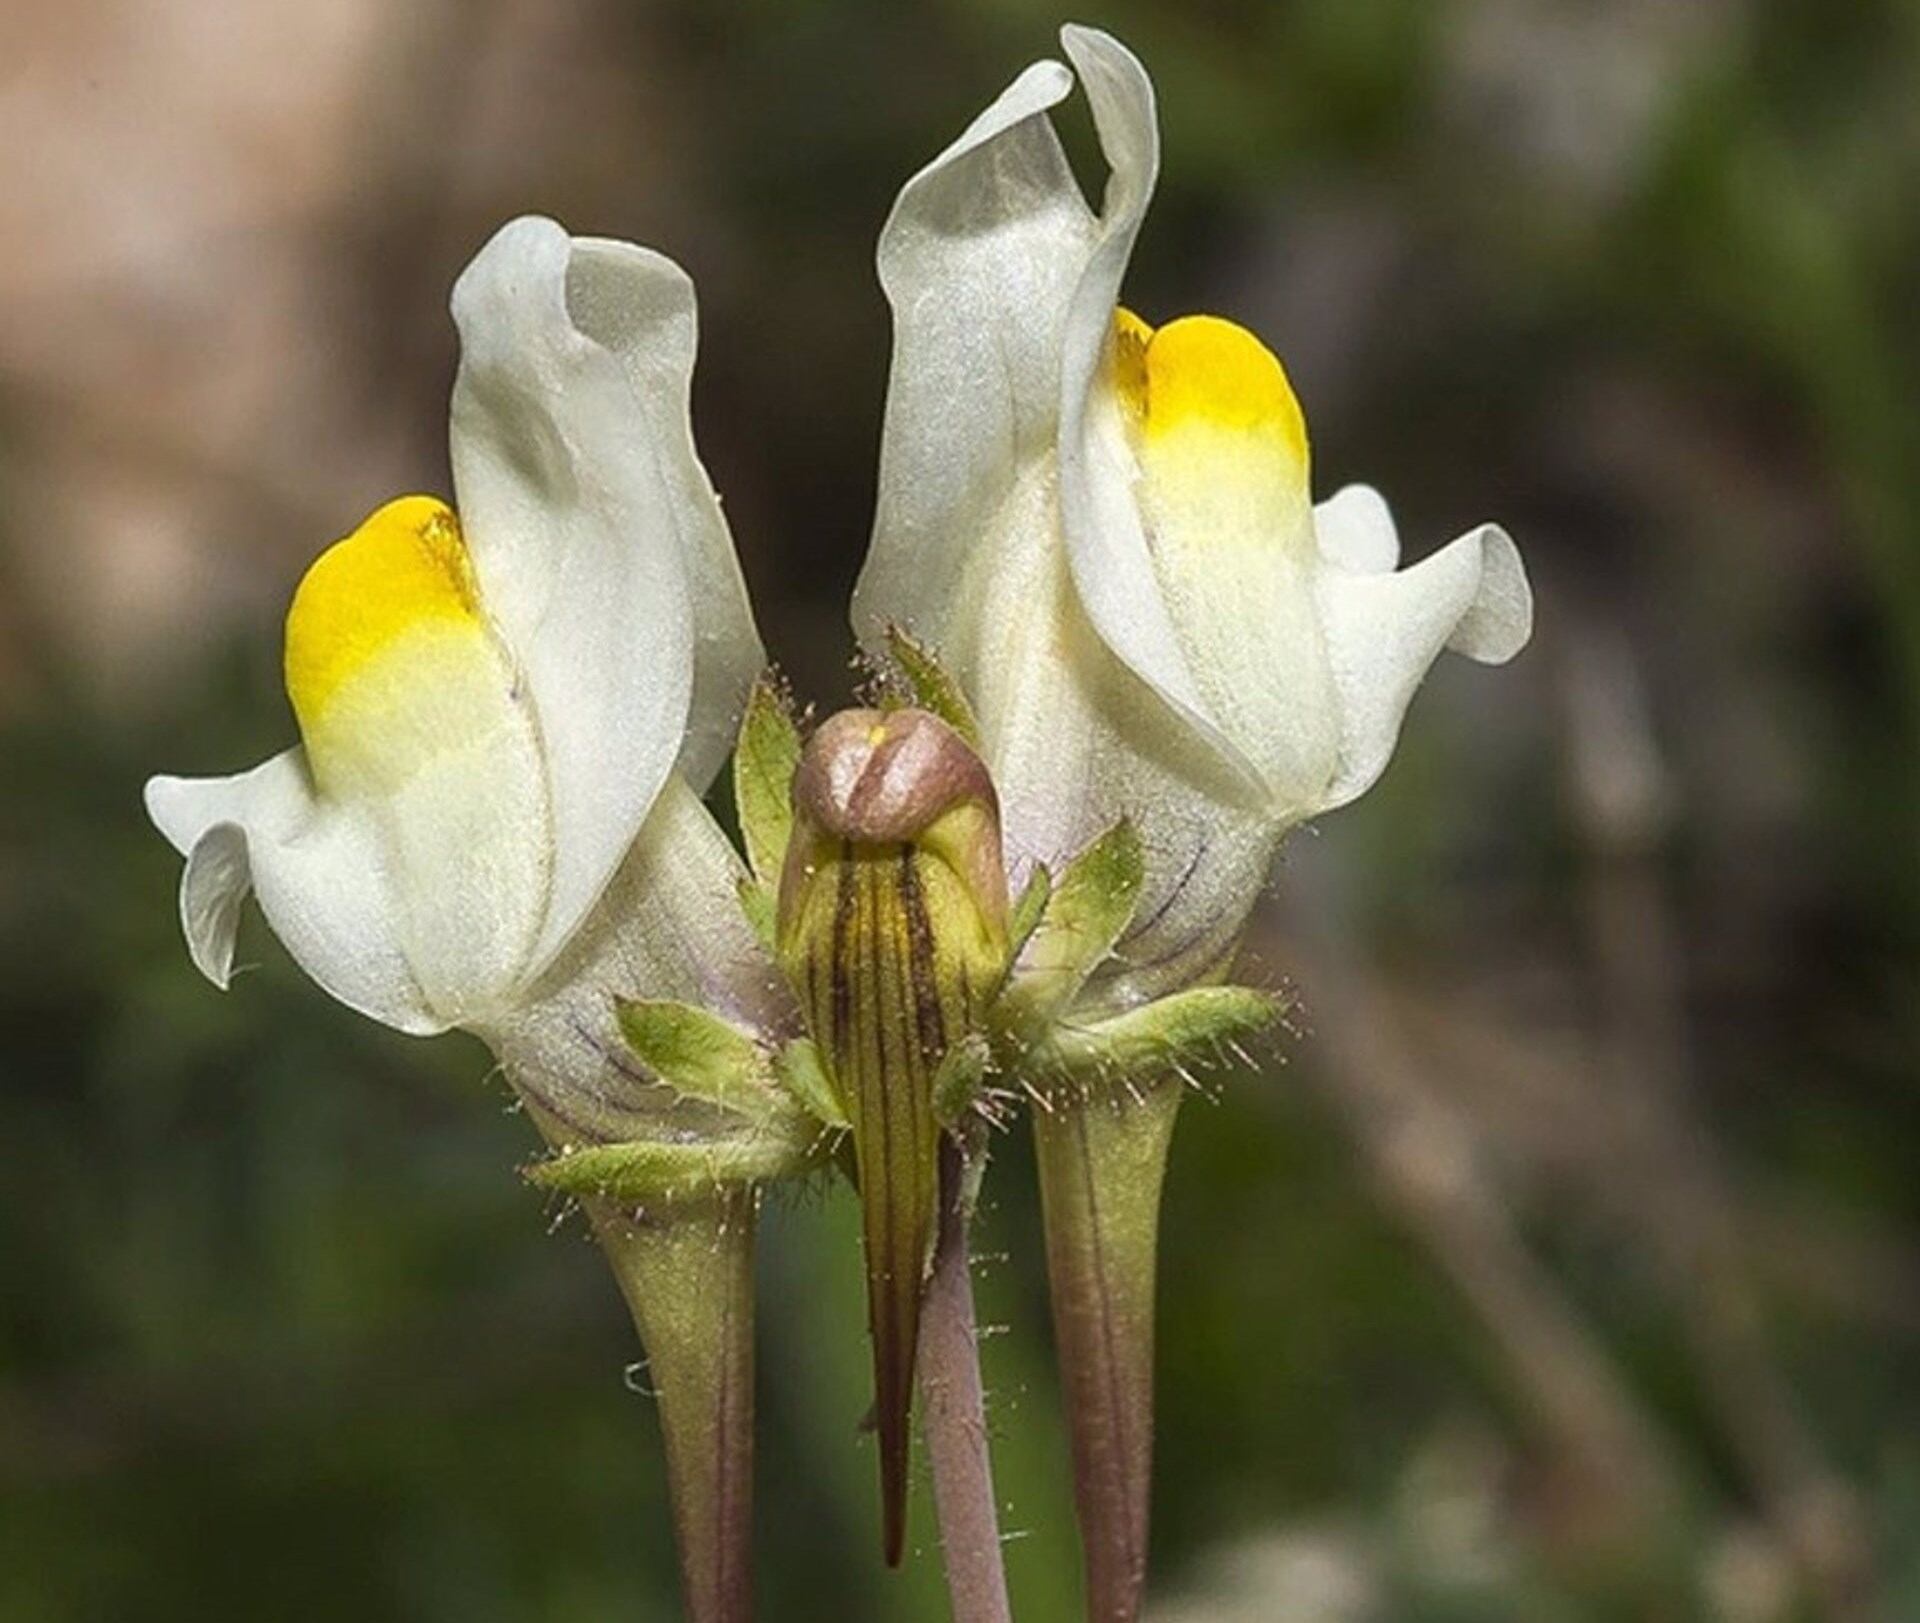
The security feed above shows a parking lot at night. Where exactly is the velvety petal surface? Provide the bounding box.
[562,236,763,790]
[145,751,442,1034]
[450,217,746,986]
[1314,483,1401,573]
[854,28,1274,990]
[852,55,1089,662]
[1312,523,1533,813]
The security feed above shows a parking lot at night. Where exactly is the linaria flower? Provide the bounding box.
[144,215,766,1057]
[144,214,796,1623]
[855,25,1533,999]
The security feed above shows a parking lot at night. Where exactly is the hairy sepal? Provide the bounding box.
[1032,984,1281,1097]
[615,996,803,1133]
[931,1031,992,1130]
[1001,819,1145,1031]
[736,875,778,953]
[527,1133,815,1203]
[883,624,984,752]
[1008,862,1052,959]
[733,673,802,898]
[774,1036,849,1131]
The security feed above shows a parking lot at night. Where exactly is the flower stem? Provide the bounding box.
[918,1135,1012,1623]
[586,1187,757,1623]
[1031,1079,1183,1623]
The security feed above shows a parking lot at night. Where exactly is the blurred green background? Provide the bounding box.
[3,1,1918,1618]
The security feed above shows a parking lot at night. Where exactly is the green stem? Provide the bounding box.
[585,1188,757,1623]
[1031,1078,1183,1623]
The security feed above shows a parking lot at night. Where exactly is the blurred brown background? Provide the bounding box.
[2,1,1917,1619]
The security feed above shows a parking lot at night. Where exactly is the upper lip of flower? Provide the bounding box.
[144,214,764,1035]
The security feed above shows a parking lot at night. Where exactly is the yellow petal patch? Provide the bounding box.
[285,496,478,728]
[1126,312,1308,465]
[284,495,513,802]
[1108,308,1313,569]
[1117,309,1313,554]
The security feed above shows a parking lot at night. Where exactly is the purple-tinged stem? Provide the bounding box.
[919,1137,1012,1623]
[587,1187,757,1623]
[1032,1078,1183,1623]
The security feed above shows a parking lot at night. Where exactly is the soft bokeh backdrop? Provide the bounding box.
[3,1,1917,1619]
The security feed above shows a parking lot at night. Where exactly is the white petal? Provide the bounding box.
[144,754,443,1035]
[1449,524,1534,662]
[372,679,551,1018]
[1314,483,1400,573]
[852,56,1091,658]
[1312,523,1533,813]
[178,824,249,989]
[977,529,1282,1005]
[853,25,1278,985]
[472,775,788,1143]
[564,235,763,789]
[449,216,742,985]
[1051,27,1265,796]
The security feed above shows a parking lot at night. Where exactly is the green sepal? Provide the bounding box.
[615,997,793,1128]
[733,674,802,889]
[1040,985,1280,1091]
[775,1036,848,1131]
[1002,820,1144,1029]
[527,1133,813,1203]
[931,1032,991,1130]
[737,873,778,953]
[884,624,982,752]
[1009,862,1052,959]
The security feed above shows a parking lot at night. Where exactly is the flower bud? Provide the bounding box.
[774,706,1009,1564]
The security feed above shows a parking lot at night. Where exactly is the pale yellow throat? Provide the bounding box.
[1112,307,1339,805]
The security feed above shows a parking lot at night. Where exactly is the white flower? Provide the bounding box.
[853,26,1533,996]
[144,216,770,1113]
